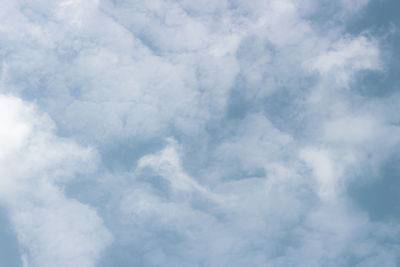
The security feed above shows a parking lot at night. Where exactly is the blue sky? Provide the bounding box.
[0,0,399,266]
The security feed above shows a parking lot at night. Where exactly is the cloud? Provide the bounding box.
[107,136,400,266]
[305,36,381,87]
[0,0,400,266]
[0,95,112,267]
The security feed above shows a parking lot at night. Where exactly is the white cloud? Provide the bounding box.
[0,0,399,266]
[306,36,381,87]
[300,147,338,201]
[111,133,400,266]
[213,113,293,178]
[323,116,377,144]
[0,94,112,267]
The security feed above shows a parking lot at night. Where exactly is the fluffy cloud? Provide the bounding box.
[0,95,111,267]
[0,0,400,266]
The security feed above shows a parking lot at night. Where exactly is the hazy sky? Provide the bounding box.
[0,0,400,266]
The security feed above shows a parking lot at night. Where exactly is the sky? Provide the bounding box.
[0,0,399,266]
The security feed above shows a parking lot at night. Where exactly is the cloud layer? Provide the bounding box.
[0,0,399,266]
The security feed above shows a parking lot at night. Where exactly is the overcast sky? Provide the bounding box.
[0,0,400,266]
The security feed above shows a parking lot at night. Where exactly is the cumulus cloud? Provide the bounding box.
[0,0,400,266]
[0,95,111,267]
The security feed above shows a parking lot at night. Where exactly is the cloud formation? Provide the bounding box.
[0,95,111,267]
[0,0,400,266]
